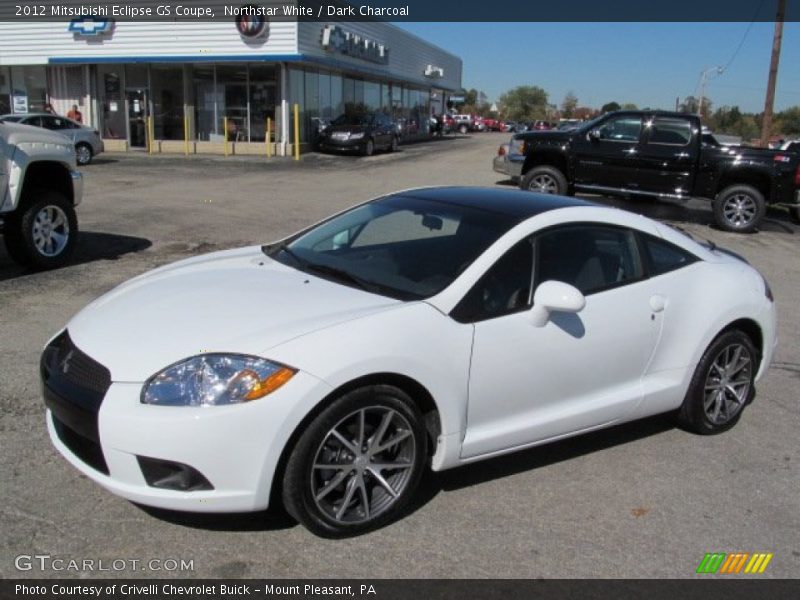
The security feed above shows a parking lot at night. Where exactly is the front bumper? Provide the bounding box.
[46,372,333,513]
[318,136,366,153]
[492,154,523,181]
[70,170,83,207]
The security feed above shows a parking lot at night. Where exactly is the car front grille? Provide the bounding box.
[41,331,111,473]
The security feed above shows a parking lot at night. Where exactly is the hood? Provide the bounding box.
[66,246,401,381]
[516,130,574,143]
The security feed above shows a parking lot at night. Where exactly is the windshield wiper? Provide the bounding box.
[304,263,384,294]
[261,242,306,266]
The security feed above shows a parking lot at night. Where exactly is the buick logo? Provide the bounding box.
[235,6,268,39]
[61,350,74,375]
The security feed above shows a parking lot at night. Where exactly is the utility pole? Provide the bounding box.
[760,0,785,147]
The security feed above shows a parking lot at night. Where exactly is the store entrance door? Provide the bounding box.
[126,89,149,148]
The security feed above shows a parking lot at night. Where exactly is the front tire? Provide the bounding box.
[458,124,468,135]
[678,330,757,435]
[362,139,375,157]
[3,191,77,269]
[520,166,568,195]
[282,385,427,537]
[713,185,766,233]
[75,143,93,166]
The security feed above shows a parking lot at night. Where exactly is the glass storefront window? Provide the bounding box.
[193,65,216,141]
[97,65,125,139]
[249,64,276,142]
[0,67,11,115]
[151,64,184,140]
[364,81,380,112]
[319,72,332,120]
[330,74,343,119]
[216,64,248,141]
[304,69,320,142]
[10,66,47,113]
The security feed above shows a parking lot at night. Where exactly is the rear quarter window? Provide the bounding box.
[641,234,699,276]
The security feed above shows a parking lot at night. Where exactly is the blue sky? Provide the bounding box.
[398,22,800,113]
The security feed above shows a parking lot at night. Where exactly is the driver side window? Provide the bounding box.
[597,116,642,142]
[451,239,534,323]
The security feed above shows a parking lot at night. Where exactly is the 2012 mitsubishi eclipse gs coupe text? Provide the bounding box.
[42,187,777,537]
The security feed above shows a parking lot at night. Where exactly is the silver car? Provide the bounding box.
[0,113,104,165]
[492,137,525,182]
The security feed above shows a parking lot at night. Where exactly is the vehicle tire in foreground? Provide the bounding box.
[520,166,568,195]
[3,191,77,269]
[363,139,375,157]
[75,142,93,166]
[789,206,800,225]
[282,385,427,537]
[390,136,399,152]
[713,185,766,233]
[678,330,757,435]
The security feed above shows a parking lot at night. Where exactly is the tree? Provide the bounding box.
[775,106,800,136]
[621,102,638,110]
[497,86,549,121]
[679,96,700,114]
[561,91,578,118]
[601,101,621,113]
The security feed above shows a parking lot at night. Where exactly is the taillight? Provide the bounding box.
[497,145,506,156]
[795,163,800,186]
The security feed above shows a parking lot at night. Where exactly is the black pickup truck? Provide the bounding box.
[504,111,800,232]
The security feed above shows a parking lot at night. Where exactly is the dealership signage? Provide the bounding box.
[321,25,389,65]
[234,4,269,41]
[68,16,115,38]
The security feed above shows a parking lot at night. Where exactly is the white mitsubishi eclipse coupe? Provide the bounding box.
[42,187,776,537]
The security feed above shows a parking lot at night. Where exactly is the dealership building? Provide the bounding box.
[0,11,462,154]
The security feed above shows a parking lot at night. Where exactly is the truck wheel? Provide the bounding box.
[789,206,800,225]
[713,185,766,233]
[3,191,78,270]
[458,124,468,135]
[520,166,568,195]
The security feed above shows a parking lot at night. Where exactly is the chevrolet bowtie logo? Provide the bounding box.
[68,16,113,36]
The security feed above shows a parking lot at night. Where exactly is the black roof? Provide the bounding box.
[397,186,593,219]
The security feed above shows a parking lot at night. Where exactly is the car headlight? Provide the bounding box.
[141,354,296,407]
[350,132,365,140]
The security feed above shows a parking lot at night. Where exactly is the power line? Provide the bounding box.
[722,0,767,72]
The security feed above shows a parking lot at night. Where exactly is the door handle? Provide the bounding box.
[623,147,638,156]
[674,152,690,160]
[649,294,667,313]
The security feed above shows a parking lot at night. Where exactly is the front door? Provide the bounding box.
[461,224,663,459]
[572,113,644,189]
[126,89,148,148]
[636,116,699,196]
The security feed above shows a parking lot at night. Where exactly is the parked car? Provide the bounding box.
[0,113,104,166]
[511,110,800,231]
[779,139,800,154]
[483,118,504,132]
[1,119,82,268]
[503,121,519,133]
[451,114,474,134]
[42,187,775,537]
[316,112,398,156]
[532,120,553,131]
[492,137,525,183]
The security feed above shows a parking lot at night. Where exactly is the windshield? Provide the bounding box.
[331,113,372,127]
[269,194,519,300]
[0,115,23,123]
[575,115,604,132]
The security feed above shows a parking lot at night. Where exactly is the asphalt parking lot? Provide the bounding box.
[1,133,798,579]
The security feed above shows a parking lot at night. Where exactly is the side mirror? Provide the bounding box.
[530,280,586,327]
[588,128,601,141]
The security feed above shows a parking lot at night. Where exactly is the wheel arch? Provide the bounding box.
[268,371,442,508]
[20,161,75,208]
[718,317,764,371]
[716,170,771,202]
[522,149,569,178]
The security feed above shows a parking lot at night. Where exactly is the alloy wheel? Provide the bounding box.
[32,205,70,257]
[528,174,558,194]
[76,145,92,165]
[310,406,416,524]
[722,194,757,228]
[702,343,752,425]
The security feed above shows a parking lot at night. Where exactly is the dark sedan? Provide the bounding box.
[317,112,399,156]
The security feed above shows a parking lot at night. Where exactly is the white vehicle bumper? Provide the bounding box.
[70,170,83,207]
[46,371,333,513]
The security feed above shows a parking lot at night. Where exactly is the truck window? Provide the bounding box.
[647,118,692,146]
[596,116,642,143]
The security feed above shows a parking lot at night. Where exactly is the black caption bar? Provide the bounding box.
[3,580,800,600]
[0,0,798,22]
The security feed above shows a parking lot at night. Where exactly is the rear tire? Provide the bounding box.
[677,330,757,435]
[713,185,766,233]
[282,385,427,537]
[389,136,399,152]
[75,143,93,166]
[3,191,77,270]
[520,166,568,195]
[363,138,374,157]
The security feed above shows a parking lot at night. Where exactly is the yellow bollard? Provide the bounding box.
[147,116,153,155]
[183,114,189,156]
[293,104,300,161]
[266,117,272,158]
[223,117,229,157]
